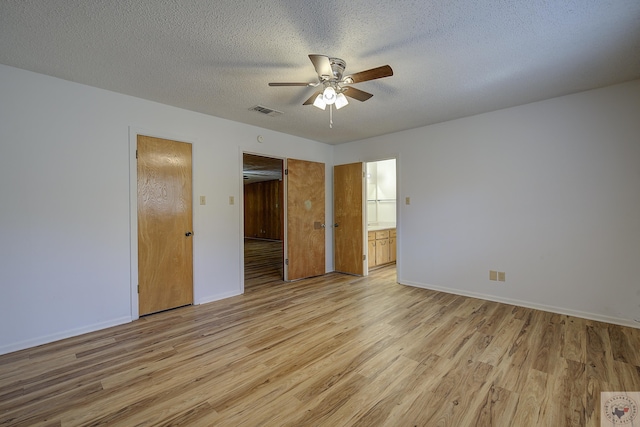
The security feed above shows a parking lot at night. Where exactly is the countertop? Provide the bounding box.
[367,224,396,232]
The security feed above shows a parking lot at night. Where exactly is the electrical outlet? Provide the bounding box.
[489,270,498,281]
[405,197,411,205]
[498,271,506,282]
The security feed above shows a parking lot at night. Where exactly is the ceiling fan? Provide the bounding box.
[269,54,393,126]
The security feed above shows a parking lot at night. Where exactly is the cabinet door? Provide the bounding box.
[389,237,396,262]
[375,238,389,265]
[368,239,376,268]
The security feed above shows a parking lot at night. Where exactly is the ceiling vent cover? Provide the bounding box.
[249,105,283,117]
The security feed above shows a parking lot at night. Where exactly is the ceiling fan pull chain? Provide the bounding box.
[330,104,333,128]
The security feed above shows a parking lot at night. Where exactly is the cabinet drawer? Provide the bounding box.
[368,231,376,241]
[390,229,396,238]
[375,230,389,240]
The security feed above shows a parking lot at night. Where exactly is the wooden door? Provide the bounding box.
[334,163,365,275]
[286,159,325,280]
[137,135,193,315]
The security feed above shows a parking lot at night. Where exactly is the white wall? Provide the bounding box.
[336,80,640,327]
[0,64,334,355]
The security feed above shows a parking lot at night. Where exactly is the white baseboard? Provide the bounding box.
[1,291,243,356]
[197,290,242,305]
[0,316,132,356]
[399,279,640,330]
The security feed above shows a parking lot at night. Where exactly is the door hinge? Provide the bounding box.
[363,254,366,260]
[285,259,289,265]
[363,171,365,178]
[284,169,288,175]
[137,285,140,293]
[135,149,138,159]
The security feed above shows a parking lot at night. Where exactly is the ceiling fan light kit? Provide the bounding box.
[313,94,326,110]
[322,86,337,104]
[334,93,348,110]
[269,54,393,128]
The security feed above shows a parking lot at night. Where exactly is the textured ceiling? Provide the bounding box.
[1,0,639,145]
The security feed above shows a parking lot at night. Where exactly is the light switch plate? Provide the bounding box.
[489,270,498,281]
[229,196,234,205]
[199,196,206,205]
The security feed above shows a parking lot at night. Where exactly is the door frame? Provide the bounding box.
[129,127,197,320]
[239,150,287,292]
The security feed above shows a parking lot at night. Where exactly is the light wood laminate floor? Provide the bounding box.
[244,238,284,290]
[1,242,639,426]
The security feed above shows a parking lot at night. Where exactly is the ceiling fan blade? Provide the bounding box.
[303,90,322,105]
[309,54,333,79]
[268,82,314,87]
[344,65,393,84]
[342,86,374,102]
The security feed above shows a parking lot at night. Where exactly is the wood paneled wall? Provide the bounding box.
[244,180,283,240]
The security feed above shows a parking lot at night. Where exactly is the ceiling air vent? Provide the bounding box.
[249,105,283,117]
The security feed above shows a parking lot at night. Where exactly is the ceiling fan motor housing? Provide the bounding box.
[328,57,346,81]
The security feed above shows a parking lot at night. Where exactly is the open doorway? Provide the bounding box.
[243,153,284,290]
[243,153,327,287]
[366,158,397,272]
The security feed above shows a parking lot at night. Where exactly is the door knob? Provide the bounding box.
[334,223,339,227]
[185,231,193,237]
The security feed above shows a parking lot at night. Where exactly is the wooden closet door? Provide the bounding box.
[137,135,193,315]
[334,162,365,275]
[286,159,325,281]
